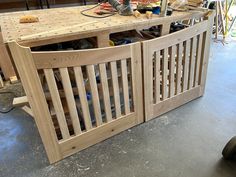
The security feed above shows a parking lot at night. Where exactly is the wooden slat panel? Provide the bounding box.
[155,51,161,103]
[152,86,201,119]
[99,63,113,122]
[59,68,83,134]
[162,48,168,100]
[110,61,122,118]
[169,45,176,97]
[188,37,197,89]
[176,42,183,94]
[86,65,103,125]
[194,33,203,87]
[44,69,70,139]
[121,59,130,114]
[33,45,131,69]
[183,40,190,91]
[74,67,96,129]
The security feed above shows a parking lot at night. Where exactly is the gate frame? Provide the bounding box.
[8,42,144,163]
[142,12,214,121]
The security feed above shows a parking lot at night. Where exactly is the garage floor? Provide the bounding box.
[0,40,236,177]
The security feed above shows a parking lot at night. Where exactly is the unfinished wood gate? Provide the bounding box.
[8,42,143,163]
[142,15,214,121]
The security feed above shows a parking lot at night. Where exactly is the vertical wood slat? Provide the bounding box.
[169,45,176,97]
[176,42,183,94]
[59,68,83,134]
[155,51,161,103]
[143,42,153,120]
[121,59,130,114]
[110,61,122,118]
[189,37,197,89]
[44,69,70,139]
[183,40,190,91]
[194,34,203,87]
[162,48,168,100]
[87,65,103,125]
[74,67,97,129]
[99,63,113,122]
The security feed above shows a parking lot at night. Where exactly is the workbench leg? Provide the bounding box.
[97,32,110,47]
[160,0,168,17]
[0,74,4,88]
[161,23,171,36]
[0,29,16,80]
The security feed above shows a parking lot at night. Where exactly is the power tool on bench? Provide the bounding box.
[107,0,133,15]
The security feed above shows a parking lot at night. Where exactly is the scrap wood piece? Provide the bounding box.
[19,21,98,41]
[13,96,28,107]
[10,76,18,84]
[19,15,39,23]
[134,10,141,18]
[146,11,153,19]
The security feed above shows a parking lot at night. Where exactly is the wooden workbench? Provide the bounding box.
[0,5,205,79]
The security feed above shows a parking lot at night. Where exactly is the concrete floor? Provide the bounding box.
[0,40,236,177]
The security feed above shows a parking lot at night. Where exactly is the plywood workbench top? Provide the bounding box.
[0,5,205,47]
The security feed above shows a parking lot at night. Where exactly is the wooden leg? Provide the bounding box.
[0,74,4,88]
[0,29,16,80]
[97,32,110,47]
[161,23,170,36]
[160,0,168,17]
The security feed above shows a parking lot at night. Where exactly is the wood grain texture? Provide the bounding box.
[194,34,203,87]
[189,37,197,89]
[169,45,176,97]
[74,67,95,127]
[32,45,131,69]
[0,28,16,79]
[59,68,83,133]
[44,69,71,139]
[87,65,103,126]
[121,59,130,114]
[110,61,122,118]
[99,63,112,122]
[176,42,183,94]
[155,51,161,103]
[142,12,213,122]
[183,40,190,91]
[162,48,168,100]
[0,6,205,46]
[8,42,61,163]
